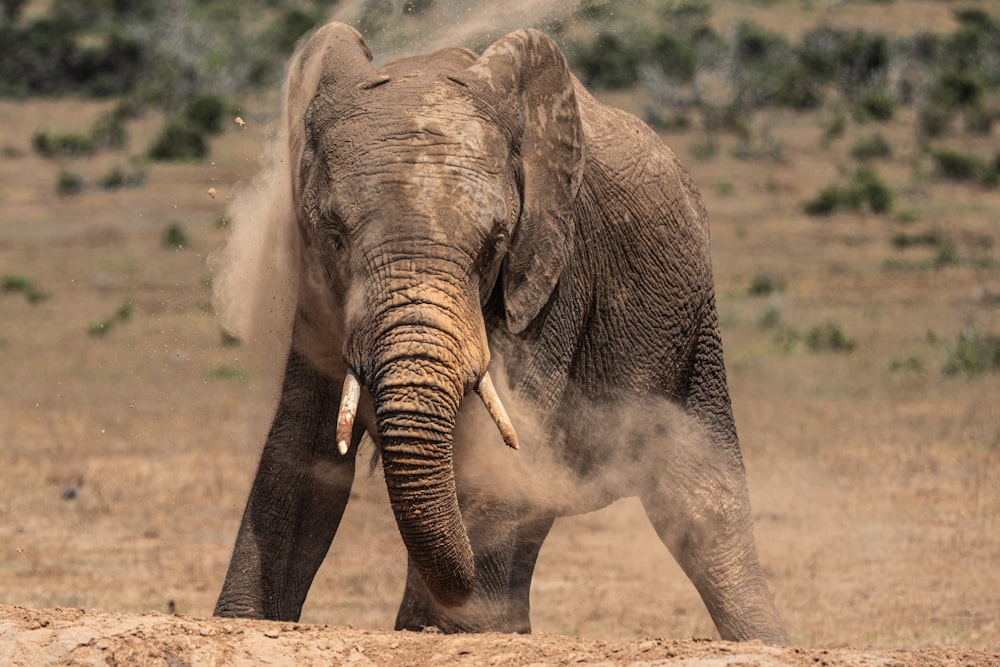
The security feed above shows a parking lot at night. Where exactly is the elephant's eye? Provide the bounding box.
[326,227,346,252]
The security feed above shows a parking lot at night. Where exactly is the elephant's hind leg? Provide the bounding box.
[639,451,787,643]
[640,304,787,643]
[215,347,358,621]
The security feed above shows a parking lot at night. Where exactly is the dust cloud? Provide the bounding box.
[328,0,585,62]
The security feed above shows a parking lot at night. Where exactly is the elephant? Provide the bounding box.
[213,22,788,644]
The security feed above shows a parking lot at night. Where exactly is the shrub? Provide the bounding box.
[803,168,893,216]
[56,171,84,196]
[851,133,892,161]
[918,104,954,139]
[855,89,895,121]
[148,120,206,161]
[891,229,946,249]
[930,69,985,109]
[88,298,134,337]
[805,322,857,353]
[748,272,783,296]
[850,168,894,213]
[99,166,146,190]
[162,223,189,248]
[32,132,94,158]
[943,328,1000,378]
[183,94,227,135]
[2,273,48,304]
[802,186,843,216]
[931,148,989,183]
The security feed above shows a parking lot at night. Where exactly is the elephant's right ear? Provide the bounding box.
[285,23,388,195]
[452,30,585,334]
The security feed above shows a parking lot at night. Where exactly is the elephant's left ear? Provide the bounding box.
[451,30,585,334]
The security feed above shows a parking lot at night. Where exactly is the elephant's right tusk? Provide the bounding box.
[475,372,519,451]
[336,370,361,456]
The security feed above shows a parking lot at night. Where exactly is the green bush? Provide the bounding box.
[162,222,190,248]
[32,131,94,158]
[930,69,986,109]
[931,148,989,183]
[805,322,857,353]
[183,94,227,135]
[148,120,207,161]
[851,133,892,161]
[56,171,84,196]
[803,168,894,216]
[88,298,134,338]
[855,89,895,121]
[918,104,954,138]
[99,166,146,190]
[748,272,783,296]
[2,273,48,304]
[943,328,1000,378]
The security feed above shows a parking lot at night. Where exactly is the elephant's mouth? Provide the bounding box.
[334,367,519,456]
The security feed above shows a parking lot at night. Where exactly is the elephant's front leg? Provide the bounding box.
[215,347,358,621]
[394,504,554,633]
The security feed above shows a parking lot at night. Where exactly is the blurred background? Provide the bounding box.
[1,0,997,649]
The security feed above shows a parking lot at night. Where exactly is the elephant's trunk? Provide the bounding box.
[376,364,474,607]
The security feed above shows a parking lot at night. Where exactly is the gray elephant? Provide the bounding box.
[214,22,787,644]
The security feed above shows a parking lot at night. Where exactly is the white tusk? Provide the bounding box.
[475,372,519,450]
[336,370,361,456]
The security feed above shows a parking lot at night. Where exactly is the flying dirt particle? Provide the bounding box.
[208,187,217,199]
[235,116,247,129]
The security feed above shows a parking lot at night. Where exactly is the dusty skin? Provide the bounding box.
[1,3,999,665]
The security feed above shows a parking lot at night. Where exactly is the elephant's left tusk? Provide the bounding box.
[475,372,519,451]
[336,370,361,456]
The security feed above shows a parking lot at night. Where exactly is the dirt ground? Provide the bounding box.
[1,4,999,664]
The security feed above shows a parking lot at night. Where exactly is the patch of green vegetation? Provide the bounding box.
[88,298,134,337]
[207,364,248,382]
[851,133,892,161]
[758,304,782,330]
[220,330,241,348]
[747,272,783,296]
[854,88,895,121]
[148,120,207,162]
[56,171,84,196]
[32,131,95,158]
[2,273,48,304]
[772,321,856,353]
[805,321,857,353]
[803,168,894,216]
[99,166,146,190]
[930,148,998,186]
[942,328,1000,378]
[891,228,947,250]
[162,223,190,249]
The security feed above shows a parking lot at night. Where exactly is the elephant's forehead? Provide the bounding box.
[323,94,506,177]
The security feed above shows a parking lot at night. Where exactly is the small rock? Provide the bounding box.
[263,628,280,639]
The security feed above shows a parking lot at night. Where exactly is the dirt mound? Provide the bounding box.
[2,605,996,667]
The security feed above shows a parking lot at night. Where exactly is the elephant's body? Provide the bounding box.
[215,24,787,644]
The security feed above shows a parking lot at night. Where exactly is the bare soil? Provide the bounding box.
[1,4,999,664]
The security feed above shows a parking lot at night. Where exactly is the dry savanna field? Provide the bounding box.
[1,1,999,664]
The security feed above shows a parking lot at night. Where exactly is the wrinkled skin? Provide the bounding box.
[215,23,788,644]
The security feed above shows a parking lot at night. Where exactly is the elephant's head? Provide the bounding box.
[285,23,585,608]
